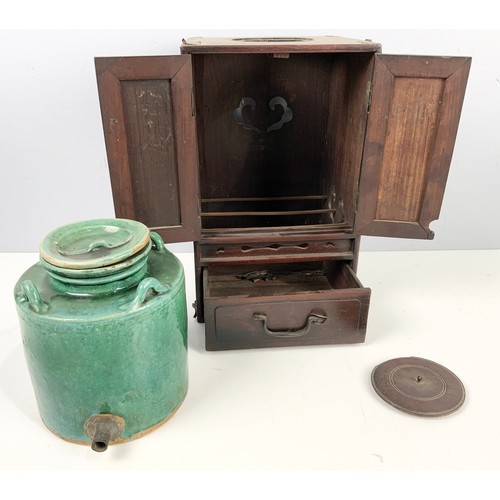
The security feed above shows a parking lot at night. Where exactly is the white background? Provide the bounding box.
[1,3,499,497]
[1,27,499,252]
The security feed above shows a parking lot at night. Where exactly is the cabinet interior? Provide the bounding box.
[205,261,361,299]
[192,52,373,234]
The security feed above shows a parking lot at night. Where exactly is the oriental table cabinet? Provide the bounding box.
[95,36,470,351]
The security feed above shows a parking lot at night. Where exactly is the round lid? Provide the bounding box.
[371,357,466,417]
[40,219,150,270]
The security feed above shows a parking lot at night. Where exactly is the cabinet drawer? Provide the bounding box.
[203,262,370,350]
[199,239,354,264]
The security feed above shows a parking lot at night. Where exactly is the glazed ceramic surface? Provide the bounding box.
[40,218,150,269]
[14,221,188,446]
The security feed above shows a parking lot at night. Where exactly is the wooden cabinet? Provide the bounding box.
[95,36,470,350]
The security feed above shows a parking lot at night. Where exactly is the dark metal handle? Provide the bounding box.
[252,312,327,338]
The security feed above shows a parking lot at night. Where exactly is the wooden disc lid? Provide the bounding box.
[371,357,466,417]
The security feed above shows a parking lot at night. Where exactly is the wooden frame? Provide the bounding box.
[95,56,201,243]
[203,262,370,350]
[355,54,471,239]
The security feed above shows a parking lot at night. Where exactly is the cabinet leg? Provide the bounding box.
[193,242,205,323]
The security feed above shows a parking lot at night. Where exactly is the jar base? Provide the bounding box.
[42,394,186,447]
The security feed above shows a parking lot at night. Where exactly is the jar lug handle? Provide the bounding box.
[150,232,166,253]
[121,277,170,311]
[19,280,49,313]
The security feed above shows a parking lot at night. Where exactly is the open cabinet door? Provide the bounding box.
[95,56,200,243]
[355,54,470,239]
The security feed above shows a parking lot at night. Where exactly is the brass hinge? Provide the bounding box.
[366,81,373,113]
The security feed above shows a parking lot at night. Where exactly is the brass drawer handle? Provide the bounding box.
[252,312,327,338]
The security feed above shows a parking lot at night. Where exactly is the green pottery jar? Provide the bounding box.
[14,219,188,451]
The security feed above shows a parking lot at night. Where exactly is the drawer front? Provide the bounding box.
[205,293,370,350]
[200,239,354,264]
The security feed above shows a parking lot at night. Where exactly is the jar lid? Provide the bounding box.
[40,219,150,270]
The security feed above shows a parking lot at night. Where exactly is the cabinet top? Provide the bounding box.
[181,36,381,54]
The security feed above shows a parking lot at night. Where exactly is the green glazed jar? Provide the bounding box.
[14,219,188,451]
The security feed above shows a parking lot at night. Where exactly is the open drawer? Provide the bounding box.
[203,261,371,350]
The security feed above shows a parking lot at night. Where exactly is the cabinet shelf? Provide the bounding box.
[201,209,336,217]
[200,195,339,230]
[200,195,332,202]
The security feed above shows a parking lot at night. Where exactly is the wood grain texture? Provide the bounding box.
[192,51,374,233]
[120,79,180,227]
[355,54,471,239]
[193,53,331,199]
[198,229,355,245]
[181,36,381,54]
[95,55,201,243]
[326,53,374,225]
[199,239,354,265]
[203,262,370,350]
[95,70,135,220]
[374,77,444,222]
